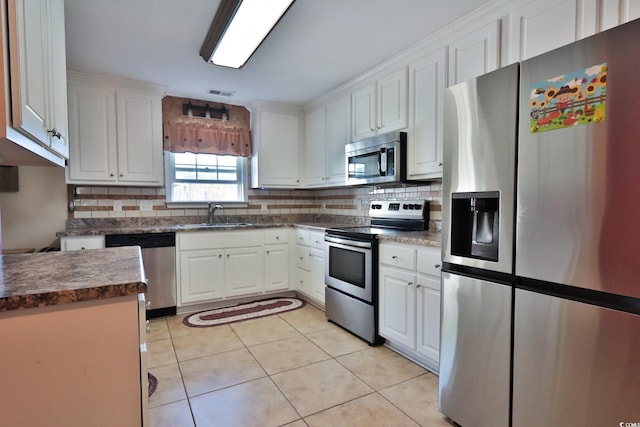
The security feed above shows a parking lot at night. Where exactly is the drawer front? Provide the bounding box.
[308,231,325,249]
[379,244,416,270]
[417,247,442,277]
[295,229,310,246]
[62,236,106,251]
[295,244,310,270]
[264,228,289,245]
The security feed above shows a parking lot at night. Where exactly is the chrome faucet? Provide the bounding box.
[207,202,224,224]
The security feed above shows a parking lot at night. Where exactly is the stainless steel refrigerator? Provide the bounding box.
[440,63,519,427]
[513,19,640,426]
[440,18,640,427]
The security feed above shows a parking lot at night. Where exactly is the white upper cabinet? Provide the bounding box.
[304,107,327,186]
[304,95,349,187]
[506,0,595,63]
[448,20,501,86]
[588,0,640,32]
[250,102,301,188]
[325,95,350,185]
[407,48,447,180]
[66,73,165,186]
[351,68,408,141]
[7,0,69,162]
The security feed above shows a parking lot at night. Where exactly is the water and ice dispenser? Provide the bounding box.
[450,192,500,262]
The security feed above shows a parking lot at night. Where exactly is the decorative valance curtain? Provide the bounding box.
[162,96,252,157]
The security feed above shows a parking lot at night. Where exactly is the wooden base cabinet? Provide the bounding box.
[379,243,441,372]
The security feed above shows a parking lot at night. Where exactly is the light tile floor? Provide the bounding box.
[147,303,452,427]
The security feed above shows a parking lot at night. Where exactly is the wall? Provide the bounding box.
[67,182,443,232]
[0,166,68,250]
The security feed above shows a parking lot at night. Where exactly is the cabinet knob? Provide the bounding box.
[416,284,422,289]
[408,282,413,286]
[435,264,441,269]
[110,173,115,177]
[226,254,230,258]
[392,255,398,259]
[218,254,222,258]
[438,162,443,167]
[266,250,270,255]
[276,236,280,240]
[370,127,375,132]
[119,174,124,178]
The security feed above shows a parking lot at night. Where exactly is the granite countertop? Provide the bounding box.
[0,246,147,312]
[59,220,442,246]
[378,231,442,247]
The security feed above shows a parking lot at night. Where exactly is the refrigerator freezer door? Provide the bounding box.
[439,272,512,427]
[517,20,640,298]
[442,63,519,274]
[513,289,640,426]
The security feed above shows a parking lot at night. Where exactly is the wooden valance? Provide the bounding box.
[162,96,252,157]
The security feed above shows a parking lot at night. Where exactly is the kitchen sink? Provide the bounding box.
[175,223,253,229]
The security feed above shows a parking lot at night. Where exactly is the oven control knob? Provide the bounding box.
[414,204,422,210]
[403,204,409,209]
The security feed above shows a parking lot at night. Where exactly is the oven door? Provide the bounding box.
[324,235,373,303]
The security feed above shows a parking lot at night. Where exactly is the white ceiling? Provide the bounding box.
[64,0,490,106]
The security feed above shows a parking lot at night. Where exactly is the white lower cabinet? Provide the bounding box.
[177,229,292,307]
[294,229,326,305]
[179,249,225,304]
[264,228,290,292]
[225,246,263,298]
[379,242,441,372]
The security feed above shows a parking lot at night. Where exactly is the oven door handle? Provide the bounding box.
[324,235,372,249]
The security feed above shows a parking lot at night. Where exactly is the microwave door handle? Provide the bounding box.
[379,148,387,176]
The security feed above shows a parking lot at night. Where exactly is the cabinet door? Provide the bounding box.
[47,0,69,158]
[377,68,408,134]
[448,20,501,85]
[304,107,327,186]
[508,0,586,63]
[351,83,376,140]
[179,249,224,304]
[116,90,163,184]
[265,244,290,292]
[308,247,325,304]
[416,274,441,369]
[9,0,50,146]
[67,84,118,182]
[407,49,446,180]
[253,110,300,187]
[225,247,264,297]
[379,266,416,348]
[325,95,350,185]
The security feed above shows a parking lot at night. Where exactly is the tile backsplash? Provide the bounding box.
[67,183,442,232]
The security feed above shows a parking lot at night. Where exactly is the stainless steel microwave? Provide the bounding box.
[345,131,407,185]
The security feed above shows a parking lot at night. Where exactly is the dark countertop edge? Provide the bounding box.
[0,282,147,313]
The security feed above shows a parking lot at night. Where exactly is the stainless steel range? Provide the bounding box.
[324,199,429,344]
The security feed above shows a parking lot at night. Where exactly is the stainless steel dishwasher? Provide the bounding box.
[105,232,176,319]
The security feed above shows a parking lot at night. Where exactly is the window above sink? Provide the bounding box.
[164,151,248,204]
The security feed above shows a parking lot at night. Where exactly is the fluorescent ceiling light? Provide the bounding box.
[200,0,295,69]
